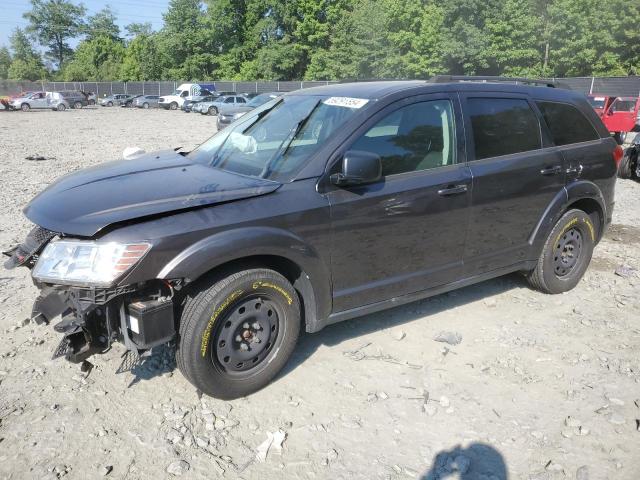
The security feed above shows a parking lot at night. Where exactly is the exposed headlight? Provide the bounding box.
[32,240,151,286]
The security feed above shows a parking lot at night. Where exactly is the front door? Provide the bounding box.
[459,93,566,275]
[604,97,639,133]
[326,94,471,312]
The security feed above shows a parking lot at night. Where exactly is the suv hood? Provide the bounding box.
[24,150,280,237]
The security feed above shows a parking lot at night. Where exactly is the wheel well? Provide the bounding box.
[184,255,317,332]
[566,198,604,241]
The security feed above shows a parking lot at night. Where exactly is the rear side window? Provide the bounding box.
[468,98,541,160]
[536,101,599,145]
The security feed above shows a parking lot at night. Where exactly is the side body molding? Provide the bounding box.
[528,179,608,255]
[157,227,332,332]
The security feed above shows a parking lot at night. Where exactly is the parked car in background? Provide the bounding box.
[587,94,615,117]
[601,96,640,143]
[240,92,260,99]
[122,95,143,107]
[196,95,247,115]
[133,95,160,109]
[100,94,134,107]
[158,83,216,110]
[216,92,280,130]
[9,91,69,111]
[60,91,89,109]
[182,95,217,113]
[81,91,97,105]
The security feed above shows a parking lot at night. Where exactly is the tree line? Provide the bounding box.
[1,0,639,82]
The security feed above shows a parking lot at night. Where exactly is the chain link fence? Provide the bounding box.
[2,77,640,97]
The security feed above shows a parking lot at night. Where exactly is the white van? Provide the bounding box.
[158,83,215,110]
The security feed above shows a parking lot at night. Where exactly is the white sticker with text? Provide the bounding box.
[323,97,369,109]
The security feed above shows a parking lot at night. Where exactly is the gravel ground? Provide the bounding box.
[0,106,639,480]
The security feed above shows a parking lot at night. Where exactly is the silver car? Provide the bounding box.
[133,95,160,109]
[197,95,248,115]
[10,91,69,111]
[100,94,134,107]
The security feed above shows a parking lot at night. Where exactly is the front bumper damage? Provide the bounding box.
[4,226,177,364]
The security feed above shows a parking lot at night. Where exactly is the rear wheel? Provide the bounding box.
[73,101,82,109]
[527,209,596,294]
[176,268,300,399]
[617,147,637,179]
[208,106,218,116]
[107,101,113,107]
[21,103,30,112]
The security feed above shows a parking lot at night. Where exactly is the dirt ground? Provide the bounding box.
[0,106,638,480]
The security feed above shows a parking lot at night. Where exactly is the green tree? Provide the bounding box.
[7,28,47,80]
[85,6,120,42]
[61,36,125,80]
[0,47,12,80]
[23,0,86,69]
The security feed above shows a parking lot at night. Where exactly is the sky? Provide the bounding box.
[0,0,170,49]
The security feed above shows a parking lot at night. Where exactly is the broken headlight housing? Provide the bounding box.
[32,240,151,286]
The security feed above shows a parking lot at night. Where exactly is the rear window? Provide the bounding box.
[468,98,541,160]
[537,101,599,145]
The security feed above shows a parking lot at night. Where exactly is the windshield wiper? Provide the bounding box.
[259,99,321,179]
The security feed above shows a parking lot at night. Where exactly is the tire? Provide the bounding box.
[143,102,149,109]
[527,209,596,294]
[57,104,66,111]
[208,106,218,116]
[107,101,113,107]
[89,99,95,106]
[21,103,30,112]
[170,102,178,110]
[617,147,637,179]
[73,101,82,109]
[176,268,301,399]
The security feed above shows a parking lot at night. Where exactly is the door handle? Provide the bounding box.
[540,165,562,176]
[437,184,468,196]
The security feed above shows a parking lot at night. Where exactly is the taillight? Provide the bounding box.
[613,144,624,167]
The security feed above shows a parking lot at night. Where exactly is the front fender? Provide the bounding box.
[157,226,332,330]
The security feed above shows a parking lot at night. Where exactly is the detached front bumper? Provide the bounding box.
[4,226,177,363]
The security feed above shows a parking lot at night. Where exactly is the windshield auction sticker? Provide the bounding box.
[323,97,369,109]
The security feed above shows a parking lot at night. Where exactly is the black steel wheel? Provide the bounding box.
[528,209,596,294]
[176,268,300,399]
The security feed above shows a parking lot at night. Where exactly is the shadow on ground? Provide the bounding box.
[282,273,524,377]
[421,443,508,480]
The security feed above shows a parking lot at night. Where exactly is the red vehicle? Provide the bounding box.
[602,96,640,142]
[587,94,615,116]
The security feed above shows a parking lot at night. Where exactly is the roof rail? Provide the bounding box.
[429,75,568,89]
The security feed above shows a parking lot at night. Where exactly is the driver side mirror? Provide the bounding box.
[330,150,382,187]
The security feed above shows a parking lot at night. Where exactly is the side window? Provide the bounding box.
[537,101,599,145]
[610,99,636,112]
[225,97,235,103]
[181,91,188,97]
[350,100,456,176]
[468,98,541,160]
[237,97,246,103]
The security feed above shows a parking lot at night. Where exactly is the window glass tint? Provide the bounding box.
[611,99,636,112]
[537,101,599,145]
[351,100,455,176]
[468,98,541,160]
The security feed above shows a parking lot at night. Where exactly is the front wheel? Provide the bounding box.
[617,147,637,179]
[527,209,596,294]
[73,101,82,109]
[170,102,178,110]
[57,103,66,111]
[21,103,30,112]
[143,102,149,109]
[107,101,113,107]
[176,268,300,399]
[208,106,218,116]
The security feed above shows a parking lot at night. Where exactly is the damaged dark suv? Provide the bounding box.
[4,77,620,399]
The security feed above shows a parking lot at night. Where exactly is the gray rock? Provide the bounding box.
[392,329,406,341]
[609,414,625,425]
[576,465,589,480]
[100,465,113,476]
[166,460,190,476]
[433,331,462,345]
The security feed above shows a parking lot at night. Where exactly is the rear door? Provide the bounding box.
[326,93,471,312]
[459,92,566,275]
